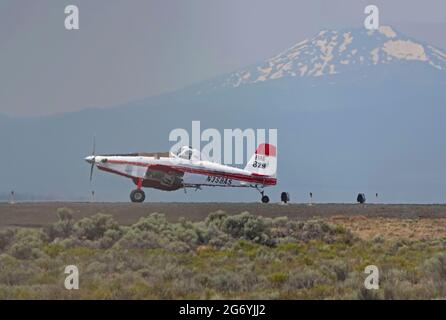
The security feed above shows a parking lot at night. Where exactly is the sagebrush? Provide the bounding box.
[0,208,445,299]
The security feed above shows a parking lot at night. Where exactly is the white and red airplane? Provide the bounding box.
[85,143,277,203]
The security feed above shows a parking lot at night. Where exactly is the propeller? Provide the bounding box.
[89,136,96,182]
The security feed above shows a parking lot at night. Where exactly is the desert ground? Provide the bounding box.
[2,202,446,227]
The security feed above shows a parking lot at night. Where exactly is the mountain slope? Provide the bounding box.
[201,26,446,92]
[1,26,446,203]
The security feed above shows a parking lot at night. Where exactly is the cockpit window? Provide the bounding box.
[175,146,200,161]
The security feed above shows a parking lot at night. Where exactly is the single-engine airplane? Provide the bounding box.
[84,143,277,203]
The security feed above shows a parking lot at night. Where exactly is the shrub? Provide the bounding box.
[115,229,161,249]
[56,207,73,221]
[8,229,44,260]
[424,253,446,282]
[173,220,206,247]
[372,235,385,244]
[206,228,231,248]
[86,261,108,274]
[297,220,329,241]
[0,254,35,285]
[357,286,382,300]
[269,272,289,286]
[210,272,242,293]
[164,241,191,253]
[45,219,75,242]
[324,261,350,282]
[132,213,170,233]
[221,212,270,245]
[75,213,120,241]
[205,211,228,229]
[284,269,327,290]
[0,229,15,251]
[44,208,77,242]
[99,228,124,249]
[383,280,417,300]
[290,219,355,244]
[9,242,34,260]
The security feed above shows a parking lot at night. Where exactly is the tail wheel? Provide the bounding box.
[261,195,270,204]
[130,189,146,203]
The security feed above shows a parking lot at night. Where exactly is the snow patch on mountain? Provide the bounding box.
[383,40,427,61]
[378,26,397,38]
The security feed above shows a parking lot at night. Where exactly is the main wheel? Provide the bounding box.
[261,195,270,204]
[130,189,146,203]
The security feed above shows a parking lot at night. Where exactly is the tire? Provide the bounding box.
[130,189,146,203]
[261,195,270,204]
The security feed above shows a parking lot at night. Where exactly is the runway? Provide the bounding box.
[1,202,446,228]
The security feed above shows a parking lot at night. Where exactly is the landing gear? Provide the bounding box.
[261,195,270,203]
[256,186,270,204]
[130,189,146,203]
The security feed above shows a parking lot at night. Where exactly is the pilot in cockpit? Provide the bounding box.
[174,146,201,161]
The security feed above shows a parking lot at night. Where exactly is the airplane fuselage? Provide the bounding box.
[89,155,276,191]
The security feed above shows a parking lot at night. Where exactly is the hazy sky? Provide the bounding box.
[1,0,445,116]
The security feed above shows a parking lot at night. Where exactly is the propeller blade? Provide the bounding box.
[89,162,94,182]
[89,135,96,183]
[92,135,96,156]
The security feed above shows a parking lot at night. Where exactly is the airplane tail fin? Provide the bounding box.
[245,143,277,177]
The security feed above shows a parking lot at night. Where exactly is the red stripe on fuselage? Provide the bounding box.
[97,165,134,179]
[104,160,277,185]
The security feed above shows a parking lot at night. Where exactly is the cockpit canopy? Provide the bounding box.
[173,146,201,161]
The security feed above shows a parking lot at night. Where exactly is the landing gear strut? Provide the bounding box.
[130,189,145,203]
[130,179,146,203]
[256,186,270,204]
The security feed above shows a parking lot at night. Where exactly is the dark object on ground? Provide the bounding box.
[357,193,366,204]
[281,192,290,203]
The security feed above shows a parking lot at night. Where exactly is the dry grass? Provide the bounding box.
[330,216,446,241]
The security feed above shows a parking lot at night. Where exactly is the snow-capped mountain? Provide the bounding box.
[204,26,446,91]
